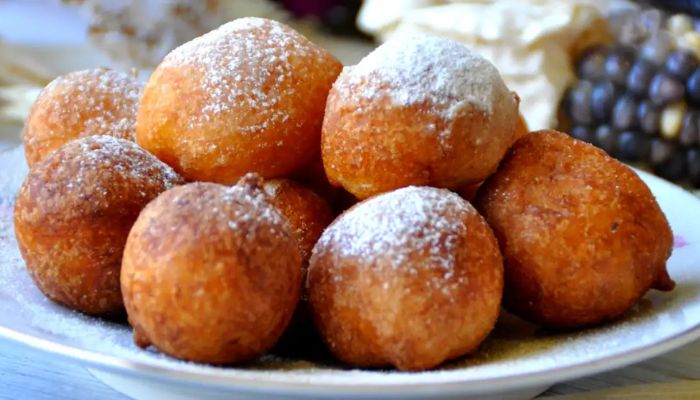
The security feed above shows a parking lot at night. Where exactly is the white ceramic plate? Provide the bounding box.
[1,145,700,400]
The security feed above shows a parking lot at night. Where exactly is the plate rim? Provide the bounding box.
[2,316,700,396]
[2,162,700,396]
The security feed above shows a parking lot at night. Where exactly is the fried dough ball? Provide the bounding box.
[262,179,334,354]
[262,179,334,266]
[308,187,503,371]
[476,130,675,329]
[291,157,358,215]
[14,136,183,316]
[121,176,302,364]
[23,68,142,167]
[137,17,342,184]
[322,34,520,199]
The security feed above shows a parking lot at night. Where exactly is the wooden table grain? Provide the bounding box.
[2,337,699,400]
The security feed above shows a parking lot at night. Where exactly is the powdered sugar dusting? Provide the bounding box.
[75,135,181,189]
[160,17,316,131]
[335,33,511,145]
[220,175,286,235]
[315,187,474,279]
[30,68,141,142]
[19,136,182,222]
[1,146,699,390]
[72,135,181,193]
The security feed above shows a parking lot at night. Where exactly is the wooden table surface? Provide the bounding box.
[2,336,700,399]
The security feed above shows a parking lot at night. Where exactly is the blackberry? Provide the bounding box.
[665,50,699,80]
[638,100,662,135]
[679,109,700,146]
[560,6,700,187]
[627,60,657,97]
[612,95,638,131]
[591,81,619,122]
[595,125,618,154]
[649,72,685,105]
[577,46,608,81]
[686,68,700,104]
[567,82,594,125]
[570,126,595,143]
[605,46,635,85]
[616,131,650,161]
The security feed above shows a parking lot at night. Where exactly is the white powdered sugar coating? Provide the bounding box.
[32,68,141,141]
[1,148,698,391]
[316,186,474,278]
[218,176,285,234]
[160,17,314,131]
[77,135,181,183]
[22,135,182,219]
[69,135,182,194]
[336,33,511,143]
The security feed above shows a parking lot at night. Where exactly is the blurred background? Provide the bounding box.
[1,0,700,190]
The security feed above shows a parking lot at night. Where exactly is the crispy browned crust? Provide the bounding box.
[14,136,183,316]
[321,79,519,200]
[307,190,503,371]
[262,178,335,353]
[121,178,302,364]
[263,179,334,266]
[475,130,675,329]
[23,69,141,167]
[136,21,342,184]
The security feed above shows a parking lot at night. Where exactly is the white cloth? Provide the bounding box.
[358,0,637,130]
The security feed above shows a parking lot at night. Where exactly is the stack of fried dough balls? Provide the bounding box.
[23,68,142,168]
[14,15,676,371]
[14,135,184,316]
[136,17,343,184]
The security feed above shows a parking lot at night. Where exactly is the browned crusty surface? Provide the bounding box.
[321,34,519,199]
[136,17,342,184]
[121,176,302,364]
[476,130,675,329]
[263,179,334,267]
[14,135,183,316]
[307,186,503,371]
[23,68,142,167]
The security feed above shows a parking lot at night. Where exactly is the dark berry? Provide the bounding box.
[665,50,699,80]
[640,33,674,65]
[595,125,618,154]
[655,155,687,181]
[639,8,664,35]
[570,126,595,143]
[627,60,657,97]
[686,68,700,104]
[637,100,662,135]
[679,109,700,147]
[612,95,638,131]
[605,46,635,85]
[577,46,608,81]
[687,149,700,187]
[616,131,650,161]
[591,81,619,122]
[650,138,676,165]
[649,72,685,105]
[568,82,594,125]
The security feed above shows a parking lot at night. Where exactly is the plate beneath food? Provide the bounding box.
[1,145,700,400]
